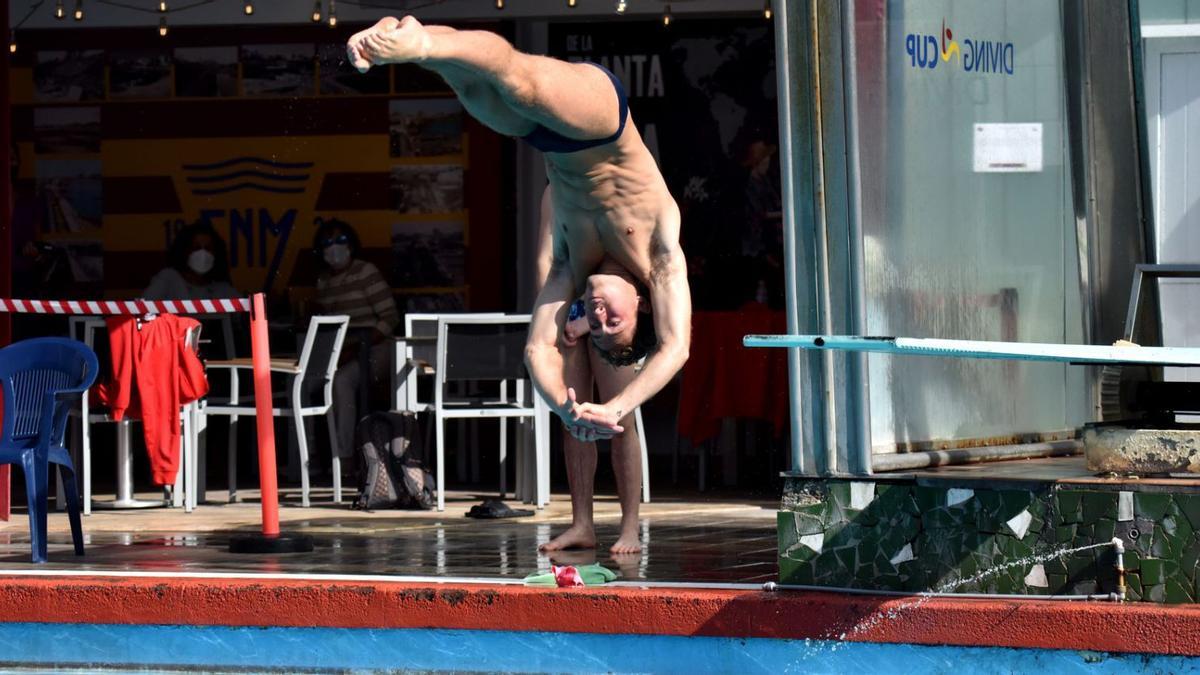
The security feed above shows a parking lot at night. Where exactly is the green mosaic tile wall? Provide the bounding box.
[778,479,1200,603]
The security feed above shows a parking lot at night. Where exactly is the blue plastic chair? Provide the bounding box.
[0,337,98,563]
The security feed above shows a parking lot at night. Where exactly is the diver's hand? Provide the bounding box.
[555,388,621,439]
[562,316,590,348]
[566,390,624,436]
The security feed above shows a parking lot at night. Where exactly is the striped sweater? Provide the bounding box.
[315,259,400,336]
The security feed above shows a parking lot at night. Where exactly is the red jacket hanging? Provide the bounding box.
[94,314,209,485]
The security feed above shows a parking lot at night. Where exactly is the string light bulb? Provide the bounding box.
[616,0,627,13]
[663,4,672,25]
[158,0,167,12]
[327,0,337,26]
[495,0,504,8]
[8,31,16,54]
[158,16,168,36]
[311,0,321,22]
[74,0,83,20]
[763,1,772,19]
[55,0,65,19]
[243,1,253,15]
[567,0,576,6]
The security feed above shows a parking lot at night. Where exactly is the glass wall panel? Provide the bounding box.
[1140,1,1200,25]
[854,1,1086,451]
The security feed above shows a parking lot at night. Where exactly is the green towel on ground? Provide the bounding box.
[524,564,617,586]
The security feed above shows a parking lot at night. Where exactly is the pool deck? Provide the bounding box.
[0,569,1198,658]
[0,487,779,582]
[0,484,1198,659]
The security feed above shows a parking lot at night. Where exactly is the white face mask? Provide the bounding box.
[187,249,215,275]
[323,243,351,270]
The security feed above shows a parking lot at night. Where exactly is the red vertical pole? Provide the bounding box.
[230,294,310,553]
[249,292,280,536]
[0,0,14,522]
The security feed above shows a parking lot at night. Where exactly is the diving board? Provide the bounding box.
[742,335,1200,367]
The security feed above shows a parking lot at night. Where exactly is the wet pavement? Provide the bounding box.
[0,488,779,584]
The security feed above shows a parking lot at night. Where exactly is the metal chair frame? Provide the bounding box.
[430,314,549,511]
[202,314,349,507]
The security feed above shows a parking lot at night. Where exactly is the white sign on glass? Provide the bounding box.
[972,123,1042,173]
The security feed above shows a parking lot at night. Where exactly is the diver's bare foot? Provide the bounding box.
[610,533,642,554]
[539,525,596,552]
[360,15,436,66]
[347,16,400,71]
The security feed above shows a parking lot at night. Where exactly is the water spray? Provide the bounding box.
[765,539,1127,602]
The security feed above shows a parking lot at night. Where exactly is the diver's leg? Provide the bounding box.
[356,16,622,140]
[590,350,642,554]
[539,342,598,552]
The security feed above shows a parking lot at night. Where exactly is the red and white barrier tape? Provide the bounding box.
[0,298,252,315]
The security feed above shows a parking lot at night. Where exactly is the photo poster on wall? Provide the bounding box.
[174,46,239,98]
[33,107,101,154]
[108,49,172,99]
[8,35,497,310]
[241,44,316,97]
[35,159,103,234]
[11,155,107,298]
[33,50,105,102]
[547,19,783,311]
[390,164,465,214]
[12,45,371,301]
[389,99,465,158]
[387,97,468,306]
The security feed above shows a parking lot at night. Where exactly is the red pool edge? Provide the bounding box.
[0,575,1197,656]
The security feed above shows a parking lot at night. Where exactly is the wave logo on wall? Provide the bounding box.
[181,156,313,196]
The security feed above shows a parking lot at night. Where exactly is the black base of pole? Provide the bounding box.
[229,533,314,554]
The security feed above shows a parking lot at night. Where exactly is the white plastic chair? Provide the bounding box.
[202,314,349,507]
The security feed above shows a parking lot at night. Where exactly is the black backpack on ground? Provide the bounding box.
[351,411,437,511]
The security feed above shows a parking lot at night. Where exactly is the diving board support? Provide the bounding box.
[743,335,1200,367]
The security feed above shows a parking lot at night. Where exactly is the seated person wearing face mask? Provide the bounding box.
[143,220,239,301]
[311,217,400,467]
